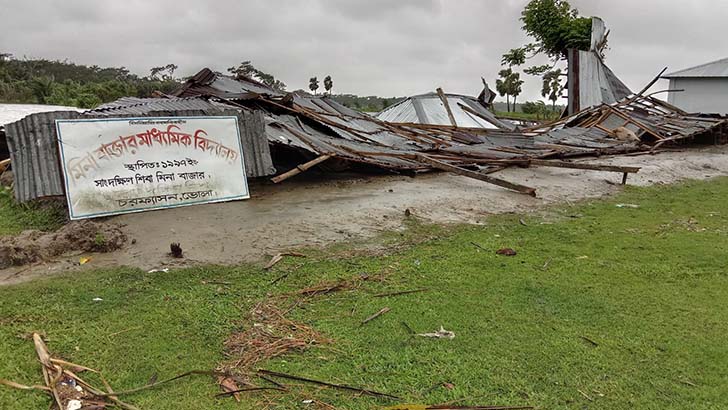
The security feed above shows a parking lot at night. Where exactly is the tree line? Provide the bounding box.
[0,53,180,108]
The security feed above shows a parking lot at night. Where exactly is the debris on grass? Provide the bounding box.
[361,307,391,325]
[0,333,141,410]
[263,251,306,270]
[496,248,517,256]
[417,326,455,340]
[257,369,400,400]
[615,203,640,208]
[374,288,428,298]
[219,300,331,383]
[580,335,599,347]
[383,404,534,409]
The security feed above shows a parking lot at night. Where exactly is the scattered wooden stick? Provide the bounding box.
[257,369,400,400]
[264,252,306,270]
[201,280,233,285]
[362,307,391,325]
[0,158,10,173]
[425,406,534,410]
[577,388,594,402]
[417,154,536,196]
[580,335,599,347]
[374,288,428,298]
[470,242,488,252]
[271,154,333,184]
[215,386,287,397]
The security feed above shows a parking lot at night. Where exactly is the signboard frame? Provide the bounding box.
[56,116,249,220]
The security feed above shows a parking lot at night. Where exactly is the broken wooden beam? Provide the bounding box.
[271,154,333,184]
[0,158,10,173]
[436,87,458,127]
[416,154,536,196]
[528,159,640,174]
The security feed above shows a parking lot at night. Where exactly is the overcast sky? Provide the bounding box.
[1,0,726,102]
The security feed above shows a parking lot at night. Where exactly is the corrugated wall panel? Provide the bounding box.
[5,111,81,202]
[5,108,274,202]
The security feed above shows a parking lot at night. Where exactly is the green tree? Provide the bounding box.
[323,75,333,95]
[496,68,523,112]
[309,77,319,95]
[227,61,286,91]
[510,72,524,111]
[496,69,511,112]
[29,76,55,104]
[521,0,592,61]
[541,69,564,111]
[501,48,527,67]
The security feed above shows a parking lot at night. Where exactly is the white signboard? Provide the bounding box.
[56,116,249,220]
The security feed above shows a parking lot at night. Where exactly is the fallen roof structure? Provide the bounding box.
[3,67,727,208]
[567,17,632,115]
[375,89,516,131]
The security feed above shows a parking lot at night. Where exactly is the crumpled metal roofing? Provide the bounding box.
[4,96,276,202]
[88,96,238,115]
[0,103,84,127]
[375,92,516,131]
[663,57,728,78]
[173,68,283,98]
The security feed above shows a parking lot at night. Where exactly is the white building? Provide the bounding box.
[663,57,728,114]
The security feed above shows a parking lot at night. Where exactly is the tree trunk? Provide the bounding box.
[513,95,517,113]
[506,95,510,112]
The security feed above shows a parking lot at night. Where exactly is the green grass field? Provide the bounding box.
[1,179,727,409]
[0,187,66,235]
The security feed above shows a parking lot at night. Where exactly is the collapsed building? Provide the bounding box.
[2,34,728,215]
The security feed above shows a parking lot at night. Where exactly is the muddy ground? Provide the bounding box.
[2,145,727,285]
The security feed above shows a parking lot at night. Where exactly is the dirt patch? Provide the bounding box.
[0,169,12,188]
[0,220,126,269]
[2,145,728,284]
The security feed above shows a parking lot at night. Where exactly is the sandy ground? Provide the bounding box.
[2,145,728,285]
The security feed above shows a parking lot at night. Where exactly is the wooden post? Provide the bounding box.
[270,154,332,184]
[416,154,536,196]
[621,172,628,185]
[436,87,458,127]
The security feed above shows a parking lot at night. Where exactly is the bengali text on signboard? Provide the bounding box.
[56,116,249,219]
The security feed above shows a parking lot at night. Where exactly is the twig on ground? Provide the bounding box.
[264,252,306,270]
[258,369,400,400]
[580,335,599,346]
[374,288,428,298]
[361,307,391,325]
[577,389,594,401]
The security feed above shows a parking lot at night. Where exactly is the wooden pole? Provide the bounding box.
[416,154,536,196]
[270,154,333,184]
[436,87,458,127]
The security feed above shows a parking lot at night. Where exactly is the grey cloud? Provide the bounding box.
[1,0,726,102]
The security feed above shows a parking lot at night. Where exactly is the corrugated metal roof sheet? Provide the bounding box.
[88,97,238,116]
[173,68,283,98]
[663,57,728,78]
[375,93,516,130]
[0,104,84,127]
